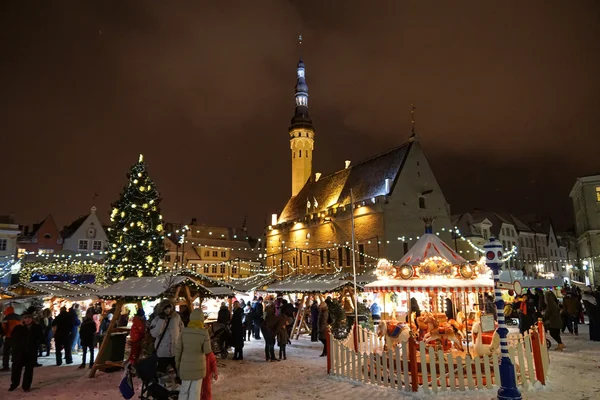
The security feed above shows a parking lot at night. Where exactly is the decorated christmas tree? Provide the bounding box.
[107,154,166,280]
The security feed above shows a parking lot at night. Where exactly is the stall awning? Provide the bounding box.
[225,275,276,293]
[265,273,356,294]
[364,276,494,293]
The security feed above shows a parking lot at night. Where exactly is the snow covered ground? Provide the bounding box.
[1,325,598,399]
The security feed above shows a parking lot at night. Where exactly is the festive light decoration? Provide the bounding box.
[107,154,166,281]
[375,258,395,280]
[19,261,108,285]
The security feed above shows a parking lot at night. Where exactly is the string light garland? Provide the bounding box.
[18,261,108,285]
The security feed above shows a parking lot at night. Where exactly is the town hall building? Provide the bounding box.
[265,53,453,276]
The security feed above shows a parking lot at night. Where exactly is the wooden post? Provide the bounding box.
[326,329,332,375]
[530,329,545,385]
[183,285,193,310]
[173,285,182,302]
[228,296,233,317]
[89,299,124,378]
[409,335,419,392]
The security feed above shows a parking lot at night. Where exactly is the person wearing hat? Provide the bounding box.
[217,302,230,325]
[150,299,183,373]
[8,311,43,392]
[128,308,146,365]
[175,308,213,400]
[2,306,22,371]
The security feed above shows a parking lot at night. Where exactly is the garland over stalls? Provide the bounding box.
[107,154,167,281]
[19,261,108,285]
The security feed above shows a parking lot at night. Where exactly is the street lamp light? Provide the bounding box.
[484,237,521,400]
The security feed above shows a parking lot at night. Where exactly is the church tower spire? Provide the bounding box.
[289,34,315,197]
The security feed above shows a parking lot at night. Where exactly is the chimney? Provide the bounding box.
[345,160,351,169]
[190,218,197,225]
[384,178,392,194]
[315,172,322,182]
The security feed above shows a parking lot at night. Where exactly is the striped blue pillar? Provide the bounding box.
[484,238,522,400]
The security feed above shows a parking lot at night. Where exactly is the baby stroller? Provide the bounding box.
[503,303,519,327]
[134,360,180,400]
[209,322,231,359]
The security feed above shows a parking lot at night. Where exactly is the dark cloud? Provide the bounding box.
[1,1,598,232]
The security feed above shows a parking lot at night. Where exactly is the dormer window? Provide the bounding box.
[418,197,426,209]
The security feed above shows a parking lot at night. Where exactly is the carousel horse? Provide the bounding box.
[471,320,500,357]
[377,320,411,350]
[421,313,465,352]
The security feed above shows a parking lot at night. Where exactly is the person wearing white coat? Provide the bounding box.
[150,299,184,373]
[175,308,212,400]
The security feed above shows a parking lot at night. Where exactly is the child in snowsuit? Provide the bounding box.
[201,351,218,400]
[277,317,290,360]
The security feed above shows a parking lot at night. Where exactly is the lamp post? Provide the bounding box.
[484,237,521,400]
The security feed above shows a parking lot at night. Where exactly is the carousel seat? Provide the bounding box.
[386,321,406,338]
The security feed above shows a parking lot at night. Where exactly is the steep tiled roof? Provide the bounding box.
[279,143,411,222]
[61,214,88,239]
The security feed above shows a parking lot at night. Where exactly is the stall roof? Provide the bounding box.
[398,233,467,266]
[8,282,97,298]
[519,278,563,289]
[265,273,356,294]
[355,270,378,285]
[226,275,276,292]
[0,287,17,298]
[206,286,235,297]
[364,276,494,293]
[95,275,191,299]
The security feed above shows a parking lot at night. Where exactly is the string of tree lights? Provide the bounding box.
[106,154,166,280]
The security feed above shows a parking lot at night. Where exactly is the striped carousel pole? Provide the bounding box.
[484,237,522,400]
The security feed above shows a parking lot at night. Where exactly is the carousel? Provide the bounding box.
[364,229,496,355]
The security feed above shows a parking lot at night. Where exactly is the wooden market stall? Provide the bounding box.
[265,273,360,339]
[7,281,103,315]
[89,272,232,378]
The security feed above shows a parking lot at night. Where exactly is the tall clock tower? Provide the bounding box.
[289,45,315,197]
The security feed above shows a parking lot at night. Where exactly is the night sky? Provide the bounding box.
[1,1,599,234]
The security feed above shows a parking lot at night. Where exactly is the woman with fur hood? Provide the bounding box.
[150,299,184,373]
[175,308,213,400]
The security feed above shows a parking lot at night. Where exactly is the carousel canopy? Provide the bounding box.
[265,273,357,294]
[398,233,467,266]
[364,275,494,293]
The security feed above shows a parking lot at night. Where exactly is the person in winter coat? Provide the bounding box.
[582,290,600,341]
[261,302,284,362]
[243,304,253,341]
[217,302,230,324]
[40,308,53,357]
[201,350,218,400]
[128,308,146,365]
[175,308,212,400]
[445,298,455,321]
[563,289,581,335]
[230,301,244,360]
[518,294,536,335]
[70,304,82,353]
[281,300,294,344]
[318,301,329,357]
[92,313,101,333]
[277,318,290,360]
[543,291,564,351]
[2,306,22,371]
[100,313,113,334]
[150,299,184,373]
[310,300,319,342]
[78,309,97,369]
[252,297,264,339]
[179,305,191,328]
[52,306,74,366]
[9,311,43,392]
[370,301,382,323]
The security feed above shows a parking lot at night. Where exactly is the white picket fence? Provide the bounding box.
[329,324,549,393]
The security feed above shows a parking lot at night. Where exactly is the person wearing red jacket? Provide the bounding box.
[2,306,22,372]
[128,308,146,364]
[201,351,218,400]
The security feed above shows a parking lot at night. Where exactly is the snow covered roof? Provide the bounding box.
[8,282,98,298]
[206,286,235,297]
[265,273,357,294]
[0,287,17,298]
[398,233,466,266]
[364,275,494,293]
[95,275,190,299]
[226,275,276,292]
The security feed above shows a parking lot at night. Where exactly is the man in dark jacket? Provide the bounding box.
[1,306,21,372]
[261,302,285,362]
[52,306,74,366]
[217,302,230,324]
[310,300,319,342]
[231,301,245,360]
[281,300,295,344]
[78,309,97,369]
[252,297,264,340]
[9,311,43,392]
